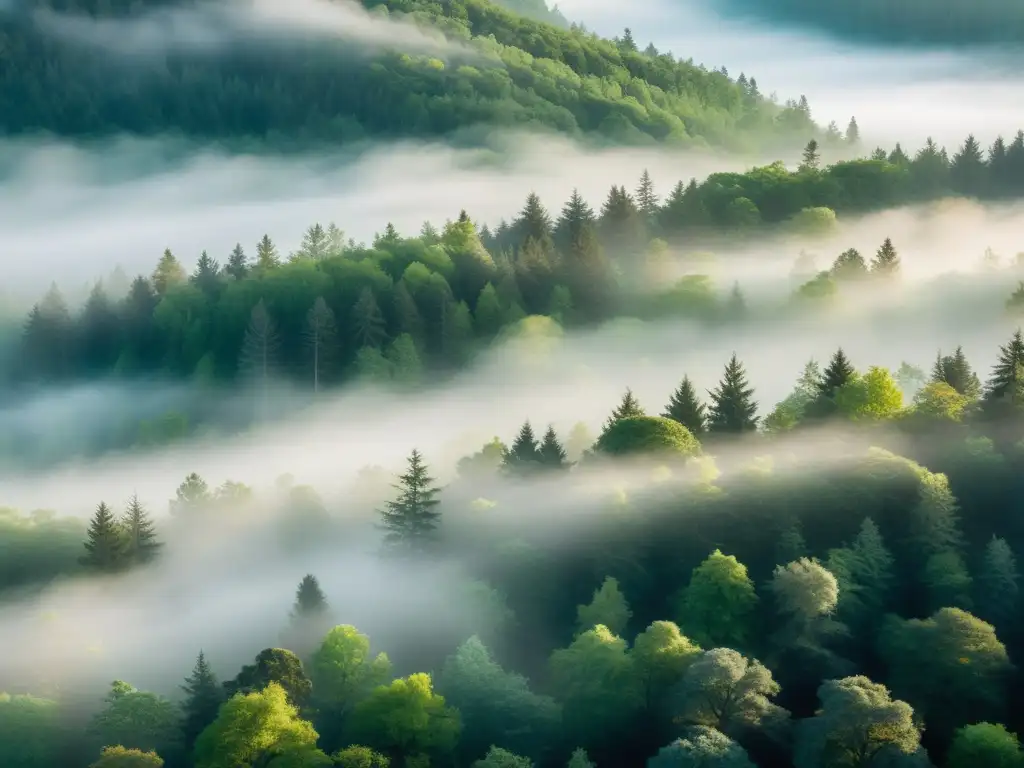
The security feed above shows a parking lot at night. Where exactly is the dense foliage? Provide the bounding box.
[0,0,817,151]
[713,0,1024,46]
[10,325,1024,766]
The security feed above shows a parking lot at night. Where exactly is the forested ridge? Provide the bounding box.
[9,326,1024,767]
[0,0,817,150]
[713,0,1024,46]
[6,127,1023,459]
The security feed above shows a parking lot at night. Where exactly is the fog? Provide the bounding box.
[0,133,793,300]
[31,0,464,59]
[556,0,1023,149]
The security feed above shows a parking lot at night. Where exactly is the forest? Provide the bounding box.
[7,321,1024,767]
[0,0,817,151]
[712,0,1024,46]
[4,127,1022,463]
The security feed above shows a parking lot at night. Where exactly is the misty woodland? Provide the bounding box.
[5,0,1024,767]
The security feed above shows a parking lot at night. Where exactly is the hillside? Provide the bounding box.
[712,0,1024,46]
[0,0,817,151]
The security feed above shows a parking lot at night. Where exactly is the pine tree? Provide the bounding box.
[566,748,595,768]
[933,346,982,400]
[503,420,541,474]
[984,329,1024,402]
[180,651,224,755]
[870,237,900,276]
[374,222,400,249]
[635,169,659,224]
[619,27,637,52]
[662,376,706,436]
[845,517,894,617]
[81,502,124,572]
[240,299,280,419]
[291,574,329,622]
[377,450,442,556]
[120,494,161,566]
[255,234,280,271]
[554,188,596,250]
[514,192,554,249]
[352,287,387,349]
[605,388,645,430]
[298,223,329,260]
[801,139,820,170]
[888,143,909,165]
[950,134,987,197]
[225,243,249,280]
[846,117,860,145]
[538,425,568,469]
[393,280,424,342]
[152,249,186,295]
[706,354,759,435]
[831,248,868,280]
[817,348,856,398]
[192,251,221,294]
[976,536,1018,630]
[305,296,338,394]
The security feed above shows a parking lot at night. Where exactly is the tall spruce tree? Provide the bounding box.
[635,169,659,224]
[514,192,554,250]
[870,238,900,276]
[706,354,759,435]
[662,376,706,436]
[180,651,224,756]
[555,188,596,251]
[817,348,857,399]
[81,502,124,572]
[539,425,569,469]
[984,329,1024,403]
[976,537,1019,631]
[192,251,221,294]
[846,117,860,145]
[291,574,329,622]
[255,234,280,271]
[503,420,542,475]
[605,388,645,430]
[933,346,982,400]
[352,288,387,349]
[225,243,249,280]
[377,450,442,556]
[120,494,161,566]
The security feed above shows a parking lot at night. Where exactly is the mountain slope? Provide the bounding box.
[0,0,817,151]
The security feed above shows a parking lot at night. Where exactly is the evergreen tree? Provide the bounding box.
[81,502,124,572]
[393,280,424,343]
[538,425,568,469]
[554,188,596,251]
[707,354,759,435]
[180,651,224,755]
[299,223,329,260]
[933,346,982,400]
[352,288,387,349]
[635,169,659,224]
[377,450,443,556]
[800,139,820,171]
[831,248,868,280]
[305,296,338,394]
[120,494,161,566]
[514,192,554,249]
[662,376,706,436]
[619,27,637,52]
[950,134,988,197]
[22,283,73,380]
[605,388,645,430]
[599,185,644,259]
[152,249,186,296]
[239,300,280,418]
[225,243,249,280]
[776,519,807,565]
[888,143,910,165]
[191,251,221,294]
[817,348,856,399]
[984,329,1024,402]
[976,537,1019,630]
[870,237,900,276]
[846,116,860,145]
[291,574,329,622]
[255,234,280,271]
[503,420,542,474]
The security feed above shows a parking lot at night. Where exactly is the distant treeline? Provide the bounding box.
[0,0,817,151]
[716,0,1024,46]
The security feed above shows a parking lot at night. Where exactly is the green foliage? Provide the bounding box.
[332,746,391,768]
[706,355,759,435]
[181,652,225,756]
[662,376,707,437]
[89,746,165,767]
[834,367,904,421]
[566,749,595,768]
[632,621,701,710]
[826,518,894,628]
[0,693,62,768]
[377,450,443,556]
[473,746,534,768]
[594,416,701,459]
[947,723,1024,768]
[194,683,321,768]
[977,537,1020,630]
[576,576,633,636]
[348,673,461,766]
[225,649,313,708]
[81,502,125,573]
[88,682,181,759]
[647,726,755,767]
[675,550,758,649]
[674,648,784,735]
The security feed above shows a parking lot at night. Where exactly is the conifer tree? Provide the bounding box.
[255,234,280,271]
[514,192,554,249]
[225,243,249,280]
[299,223,329,259]
[706,355,759,435]
[831,248,868,280]
[976,537,1019,630]
[180,651,224,755]
[554,188,596,251]
[605,388,645,430]
[575,576,632,636]
[503,420,541,475]
[635,169,659,223]
[352,288,387,349]
[377,450,442,556]
[192,251,221,294]
[846,116,860,145]
[240,299,280,419]
[393,280,424,342]
[81,502,124,572]
[291,574,329,622]
[933,346,982,400]
[801,139,820,170]
[870,237,900,276]
[985,329,1024,403]
[120,494,161,566]
[538,425,568,469]
[950,134,987,197]
[152,249,186,296]
[817,348,856,399]
[305,296,338,394]
[662,376,706,437]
